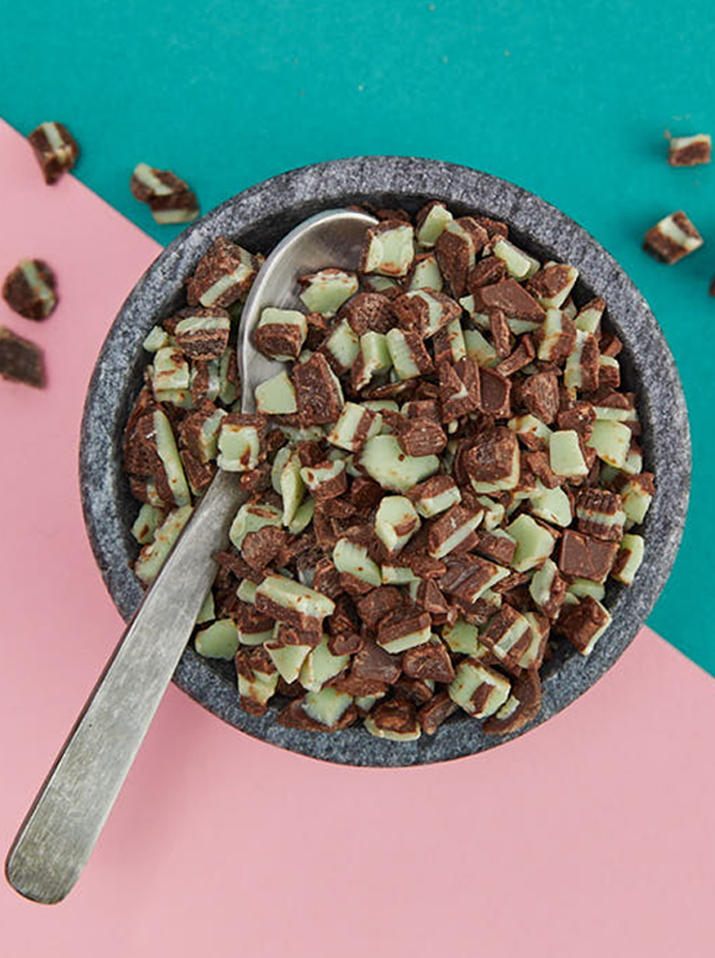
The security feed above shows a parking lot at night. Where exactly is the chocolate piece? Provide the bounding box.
[483,669,542,735]
[439,553,509,604]
[187,237,261,308]
[556,594,611,655]
[0,326,46,388]
[576,488,625,541]
[359,220,415,277]
[520,370,559,424]
[558,529,618,582]
[339,292,395,335]
[448,658,511,717]
[386,327,435,379]
[364,699,421,740]
[130,163,199,224]
[254,307,307,361]
[428,503,483,559]
[467,256,507,293]
[393,677,434,707]
[27,121,79,183]
[535,308,576,364]
[393,289,462,339]
[408,474,461,518]
[403,638,455,684]
[556,401,596,440]
[255,573,335,633]
[397,417,447,457]
[241,525,287,570]
[376,607,432,654]
[2,259,57,320]
[472,278,545,322]
[464,426,520,486]
[300,459,348,500]
[526,263,578,309]
[643,210,703,264]
[293,352,344,426]
[356,586,404,629]
[528,558,567,620]
[496,334,536,377]
[334,639,401,695]
[435,218,488,297]
[172,307,230,360]
[480,603,533,671]
[479,367,512,417]
[439,357,482,421]
[668,134,711,167]
[473,530,516,566]
[180,449,216,494]
[419,691,458,734]
[489,308,511,358]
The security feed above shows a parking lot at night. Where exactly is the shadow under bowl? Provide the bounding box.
[79,156,690,767]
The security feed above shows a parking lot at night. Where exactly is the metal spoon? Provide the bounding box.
[5,208,376,904]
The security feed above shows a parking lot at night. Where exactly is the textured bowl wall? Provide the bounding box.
[79,157,690,767]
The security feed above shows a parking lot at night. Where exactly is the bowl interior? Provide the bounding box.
[79,157,690,767]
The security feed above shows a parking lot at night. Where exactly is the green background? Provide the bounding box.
[2,0,713,672]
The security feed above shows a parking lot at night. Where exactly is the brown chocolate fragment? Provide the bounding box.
[241,526,287,570]
[373,207,411,222]
[2,260,57,320]
[489,308,511,359]
[558,530,618,582]
[334,639,401,695]
[27,122,79,184]
[439,553,503,605]
[393,289,461,338]
[402,638,455,683]
[254,318,304,361]
[480,604,532,671]
[484,670,542,735]
[350,477,384,513]
[419,691,458,735]
[643,211,703,264]
[496,334,536,377]
[464,426,519,484]
[474,216,509,241]
[339,292,395,335]
[473,279,545,322]
[392,677,434,707]
[130,164,198,222]
[397,417,447,457]
[556,595,610,654]
[478,367,512,417]
[356,586,404,629]
[520,371,559,424]
[377,608,431,650]
[473,531,516,566]
[524,450,562,489]
[327,631,364,656]
[439,358,482,421]
[181,449,216,494]
[576,488,625,541]
[435,219,488,297]
[172,306,230,360]
[278,698,357,732]
[526,264,573,304]
[557,402,596,440]
[293,352,344,426]
[369,699,420,736]
[0,327,46,388]
[187,237,259,307]
[668,135,711,167]
[467,256,506,291]
[427,503,482,558]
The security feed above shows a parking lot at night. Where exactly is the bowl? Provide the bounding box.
[79,156,690,767]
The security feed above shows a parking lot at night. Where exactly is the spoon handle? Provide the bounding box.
[5,470,245,904]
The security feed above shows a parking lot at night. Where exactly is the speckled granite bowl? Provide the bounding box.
[79,157,690,767]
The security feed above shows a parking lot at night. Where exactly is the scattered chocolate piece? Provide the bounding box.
[643,211,703,264]
[667,134,711,167]
[556,595,611,656]
[558,530,618,582]
[27,122,79,184]
[2,259,57,320]
[483,669,542,735]
[0,326,46,387]
[130,162,199,224]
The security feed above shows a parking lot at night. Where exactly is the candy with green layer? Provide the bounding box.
[506,514,557,571]
[254,371,297,415]
[333,538,382,587]
[195,619,240,660]
[134,505,193,584]
[549,429,588,477]
[358,434,439,493]
[375,495,421,554]
[448,659,511,718]
[298,268,358,316]
[359,220,415,276]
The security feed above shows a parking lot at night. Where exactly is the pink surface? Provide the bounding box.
[1,117,715,956]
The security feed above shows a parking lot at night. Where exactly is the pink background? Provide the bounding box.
[1,118,714,956]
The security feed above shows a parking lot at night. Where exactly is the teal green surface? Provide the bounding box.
[1,1,713,671]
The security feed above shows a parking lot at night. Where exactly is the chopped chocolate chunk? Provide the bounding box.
[356,586,404,629]
[397,417,447,457]
[668,134,711,167]
[556,595,611,655]
[403,638,455,684]
[479,367,512,418]
[558,529,618,582]
[439,357,482,420]
[376,607,431,654]
[435,219,488,297]
[359,220,415,277]
[576,488,625,541]
[172,307,230,360]
[496,334,536,377]
[187,237,261,308]
[526,263,578,309]
[327,631,364,656]
[473,530,517,566]
[473,278,545,322]
[130,163,199,224]
[480,604,533,672]
[520,371,559,424]
[556,401,596,439]
[392,677,434,707]
[643,210,703,264]
[419,691,458,734]
[393,289,461,339]
[467,256,507,291]
[293,352,344,426]
[278,697,357,732]
[241,526,287,570]
[27,122,79,184]
[2,259,57,320]
[0,326,46,388]
[484,669,542,735]
[489,308,511,359]
[464,426,519,485]
[440,553,508,605]
[339,292,395,335]
[366,699,420,739]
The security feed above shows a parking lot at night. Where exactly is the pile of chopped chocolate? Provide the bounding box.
[122,201,654,741]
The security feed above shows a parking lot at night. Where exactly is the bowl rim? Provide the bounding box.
[79,155,690,767]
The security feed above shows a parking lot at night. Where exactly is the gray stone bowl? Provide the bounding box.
[79,156,690,768]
